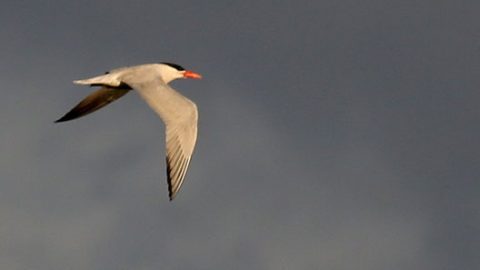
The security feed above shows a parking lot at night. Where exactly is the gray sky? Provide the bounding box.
[1,1,479,269]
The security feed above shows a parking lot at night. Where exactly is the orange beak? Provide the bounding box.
[183,70,202,79]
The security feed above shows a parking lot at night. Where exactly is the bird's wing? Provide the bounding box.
[165,118,197,200]
[55,87,130,123]
[131,79,198,200]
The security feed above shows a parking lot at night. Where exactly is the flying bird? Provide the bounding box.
[55,63,202,200]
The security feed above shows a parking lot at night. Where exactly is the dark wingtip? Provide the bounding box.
[54,114,74,123]
[166,157,174,201]
[168,183,175,201]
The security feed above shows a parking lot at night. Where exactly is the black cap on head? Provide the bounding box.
[161,62,185,71]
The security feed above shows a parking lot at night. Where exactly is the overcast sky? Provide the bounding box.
[1,1,479,269]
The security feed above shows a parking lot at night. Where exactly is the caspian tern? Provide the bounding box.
[55,63,202,200]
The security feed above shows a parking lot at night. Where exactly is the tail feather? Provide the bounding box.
[73,73,121,87]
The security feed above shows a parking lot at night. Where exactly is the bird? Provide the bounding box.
[55,63,202,200]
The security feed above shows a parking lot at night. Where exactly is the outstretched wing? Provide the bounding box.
[55,87,130,123]
[131,78,198,200]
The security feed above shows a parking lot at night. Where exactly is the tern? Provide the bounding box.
[55,63,202,200]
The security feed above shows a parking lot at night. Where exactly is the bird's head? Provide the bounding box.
[159,62,202,83]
